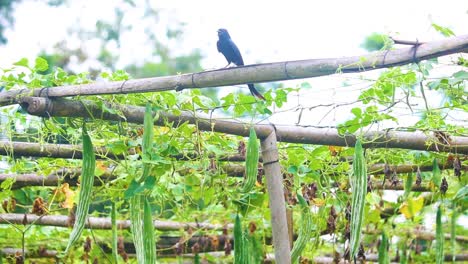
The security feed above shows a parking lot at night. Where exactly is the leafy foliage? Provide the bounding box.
[361,33,394,51]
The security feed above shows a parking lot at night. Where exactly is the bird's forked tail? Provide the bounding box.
[247,84,266,100]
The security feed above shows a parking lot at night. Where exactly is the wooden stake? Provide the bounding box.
[261,130,291,264]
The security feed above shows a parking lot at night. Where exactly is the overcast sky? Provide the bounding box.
[2,1,467,66]
[0,0,467,127]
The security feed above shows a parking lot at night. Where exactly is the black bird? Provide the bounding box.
[217,28,266,100]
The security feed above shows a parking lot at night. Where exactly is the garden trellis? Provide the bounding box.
[0,34,467,263]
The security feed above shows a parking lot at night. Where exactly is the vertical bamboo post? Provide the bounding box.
[261,130,291,264]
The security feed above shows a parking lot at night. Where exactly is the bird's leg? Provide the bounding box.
[223,62,237,68]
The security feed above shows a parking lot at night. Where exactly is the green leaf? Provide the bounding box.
[351,107,362,118]
[13,58,29,68]
[361,33,393,51]
[124,176,156,199]
[452,70,468,80]
[452,186,468,204]
[288,165,298,174]
[235,192,266,216]
[124,180,141,199]
[34,57,49,72]
[431,23,455,37]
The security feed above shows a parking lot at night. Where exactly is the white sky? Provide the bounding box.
[2,0,467,65]
[0,0,467,127]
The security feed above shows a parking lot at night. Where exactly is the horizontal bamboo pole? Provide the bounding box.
[1,213,465,244]
[100,235,239,255]
[3,247,467,262]
[0,213,229,231]
[0,140,248,161]
[0,164,433,192]
[1,35,467,107]
[0,141,135,159]
[369,162,467,174]
[19,97,468,154]
[0,165,244,189]
[364,229,468,244]
[2,140,464,177]
[313,253,468,264]
[0,169,87,189]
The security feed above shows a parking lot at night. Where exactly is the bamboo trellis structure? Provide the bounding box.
[0,34,467,261]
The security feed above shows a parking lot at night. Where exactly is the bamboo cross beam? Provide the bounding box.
[0,35,467,107]
[0,141,135,159]
[0,213,230,231]
[0,140,249,161]
[18,97,468,154]
[1,213,465,243]
[1,165,435,192]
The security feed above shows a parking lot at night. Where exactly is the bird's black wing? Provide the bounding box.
[217,40,232,64]
[227,39,244,66]
[217,38,244,66]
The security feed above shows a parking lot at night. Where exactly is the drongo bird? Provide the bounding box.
[217,28,266,100]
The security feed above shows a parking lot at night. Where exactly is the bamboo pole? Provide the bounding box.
[2,141,465,173]
[0,213,229,231]
[0,141,134,159]
[0,140,250,161]
[312,254,468,263]
[2,247,466,262]
[18,97,468,154]
[1,35,467,107]
[1,166,433,192]
[1,213,465,243]
[261,130,291,263]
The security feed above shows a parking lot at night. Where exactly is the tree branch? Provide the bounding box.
[0,35,467,107]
